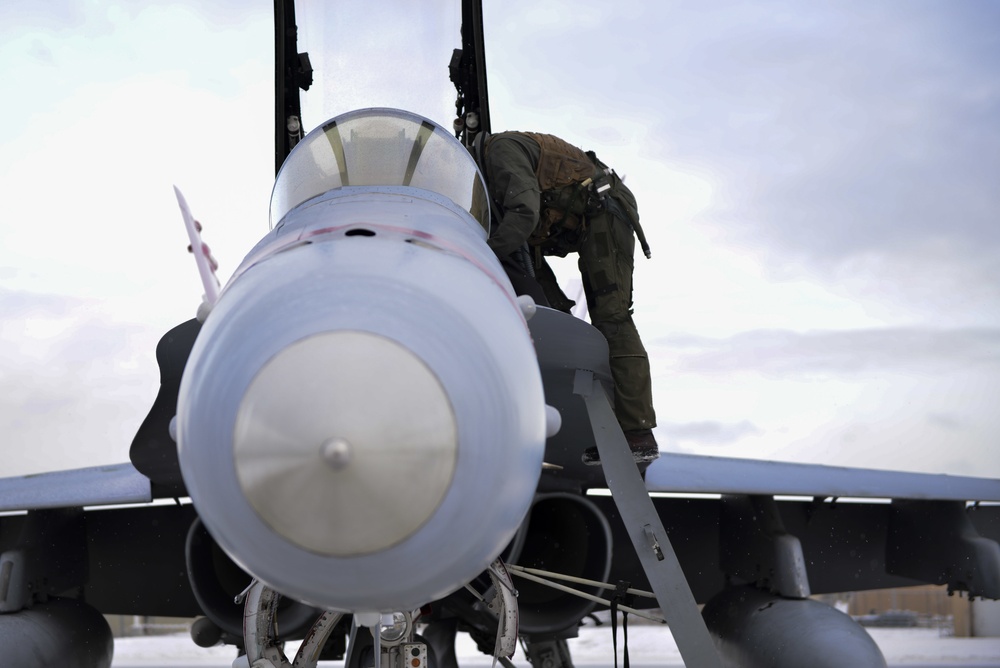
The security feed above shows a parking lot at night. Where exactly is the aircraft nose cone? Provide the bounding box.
[232,330,458,558]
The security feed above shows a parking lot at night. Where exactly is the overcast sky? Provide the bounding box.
[1,0,998,480]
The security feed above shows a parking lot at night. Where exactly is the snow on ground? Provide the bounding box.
[111,626,1000,667]
[861,628,1000,666]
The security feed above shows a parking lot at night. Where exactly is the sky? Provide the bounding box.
[0,0,998,480]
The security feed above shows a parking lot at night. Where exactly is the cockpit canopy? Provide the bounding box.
[269,108,489,231]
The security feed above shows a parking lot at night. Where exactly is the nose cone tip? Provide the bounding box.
[320,438,353,470]
[232,330,458,557]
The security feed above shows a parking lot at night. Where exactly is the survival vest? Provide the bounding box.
[522,132,600,254]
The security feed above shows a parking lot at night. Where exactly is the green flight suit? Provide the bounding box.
[481,132,656,433]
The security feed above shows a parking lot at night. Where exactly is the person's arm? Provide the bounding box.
[485,138,541,258]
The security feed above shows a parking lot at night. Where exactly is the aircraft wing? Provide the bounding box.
[645,452,1000,501]
[2,1,996,664]
[0,463,152,512]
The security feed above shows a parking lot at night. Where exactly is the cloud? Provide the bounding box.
[925,412,964,432]
[666,3,1000,317]
[0,286,162,475]
[660,327,1000,377]
[658,419,761,447]
[484,0,1000,323]
[0,3,87,31]
[277,1,467,131]
[647,2,1000,254]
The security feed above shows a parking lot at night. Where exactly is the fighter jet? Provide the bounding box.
[1,2,999,668]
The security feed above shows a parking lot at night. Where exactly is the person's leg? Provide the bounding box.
[578,206,657,437]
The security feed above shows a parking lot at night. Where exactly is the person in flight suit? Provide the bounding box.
[471,130,658,464]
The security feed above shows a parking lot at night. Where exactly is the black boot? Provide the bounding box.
[581,429,659,466]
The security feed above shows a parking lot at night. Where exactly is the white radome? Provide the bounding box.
[178,109,547,612]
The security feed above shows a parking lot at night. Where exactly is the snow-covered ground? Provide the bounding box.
[111,626,1000,667]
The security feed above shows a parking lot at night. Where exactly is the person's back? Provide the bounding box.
[476,131,659,464]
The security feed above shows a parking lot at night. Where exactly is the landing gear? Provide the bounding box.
[237,581,432,668]
[344,610,430,668]
[523,638,574,668]
[236,579,344,668]
[238,558,518,668]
